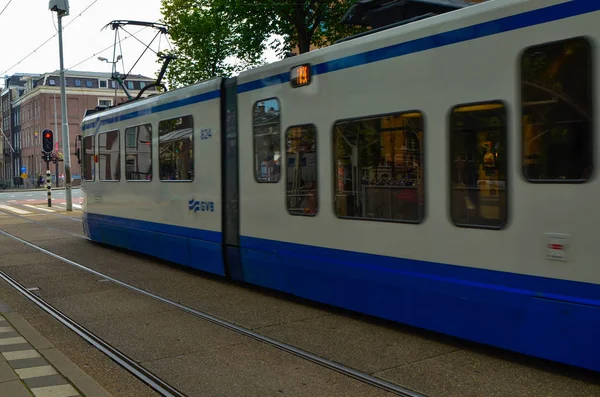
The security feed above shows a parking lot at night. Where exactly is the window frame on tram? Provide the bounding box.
[158,115,194,182]
[449,100,508,230]
[82,134,96,182]
[331,110,426,224]
[97,129,121,182]
[520,36,594,183]
[252,97,282,184]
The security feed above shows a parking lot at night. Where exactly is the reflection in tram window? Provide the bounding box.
[125,124,152,181]
[83,135,95,181]
[286,124,318,216]
[98,130,120,181]
[521,37,593,181]
[253,98,281,183]
[333,111,424,223]
[159,115,194,181]
[450,102,507,229]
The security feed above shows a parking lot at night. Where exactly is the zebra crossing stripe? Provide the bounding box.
[22,204,55,213]
[0,204,32,215]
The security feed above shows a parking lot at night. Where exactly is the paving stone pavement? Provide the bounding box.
[0,298,111,397]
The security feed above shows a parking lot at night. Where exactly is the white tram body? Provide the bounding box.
[81,0,600,372]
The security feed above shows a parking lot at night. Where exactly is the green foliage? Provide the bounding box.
[160,0,367,88]
[160,0,265,88]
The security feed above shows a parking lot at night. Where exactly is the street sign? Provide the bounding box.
[20,166,26,174]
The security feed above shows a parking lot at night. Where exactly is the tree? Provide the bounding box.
[160,0,265,88]
[160,0,366,88]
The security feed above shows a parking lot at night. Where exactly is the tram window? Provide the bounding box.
[253,98,281,183]
[125,124,152,181]
[333,111,424,223]
[521,37,593,182]
[98,130,120,181]
[158,115,194,181]
[450,102,507,229]
[286,124,318,216]
[82,135,95,181]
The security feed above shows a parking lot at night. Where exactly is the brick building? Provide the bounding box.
[1,71,157,188]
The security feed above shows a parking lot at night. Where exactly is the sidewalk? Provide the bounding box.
[0,299,111,397]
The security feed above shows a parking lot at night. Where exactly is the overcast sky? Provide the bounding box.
[0,0,280,89]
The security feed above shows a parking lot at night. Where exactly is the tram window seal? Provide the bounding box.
[330,110,426,224]
[519,36,594,184]
[448,100,508,230]
[82,134,96,182]
[158,114,194,182]
[285,123,319,217]
[252,97,282,184]
[124,123,153,182]
[97,130,121,182]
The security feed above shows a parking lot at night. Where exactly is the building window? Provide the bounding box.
[83,136,95,181]
[49,79,56,86]
[253,98,281,183]
[75,79,81,87]
[139,81,146,89]
[159,115,193,181]
[100,80,107,88]
[125,124,152,181]
[286,124,318,216]
[86,80,93,88]
[521,37,593,182]
[127,81,134,90]
[450,102,507,229]
[98,99,112,107]
[98,130,120,181]
[333,111,424,223]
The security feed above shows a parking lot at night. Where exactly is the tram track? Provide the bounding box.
[0,213,425,397]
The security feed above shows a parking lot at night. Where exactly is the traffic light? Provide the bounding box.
[42,129,53,153]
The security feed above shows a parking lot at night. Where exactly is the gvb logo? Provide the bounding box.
[188,199,215,213]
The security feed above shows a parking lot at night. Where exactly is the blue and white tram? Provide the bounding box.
[80,0,600,373]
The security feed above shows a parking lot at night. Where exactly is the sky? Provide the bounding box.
[0,0,280,89]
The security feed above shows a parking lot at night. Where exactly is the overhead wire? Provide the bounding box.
[66,24,155,71]
[0,0,14,18]
[0,0,99,76]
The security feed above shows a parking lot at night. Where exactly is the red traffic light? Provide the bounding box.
[42,129,54,153]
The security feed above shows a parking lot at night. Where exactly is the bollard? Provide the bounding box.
[46,170,52,207]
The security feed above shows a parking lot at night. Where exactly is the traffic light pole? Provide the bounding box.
[46,162,51,208]
[57,10,72,211]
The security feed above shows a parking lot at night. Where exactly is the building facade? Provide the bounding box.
[1,74,40,186]
[3,71,157,188]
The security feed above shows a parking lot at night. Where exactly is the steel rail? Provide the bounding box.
[0,268,187,397]
[0,228,425,396]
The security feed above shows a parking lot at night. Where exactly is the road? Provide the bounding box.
[0,188,83,212]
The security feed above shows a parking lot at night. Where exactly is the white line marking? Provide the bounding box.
[72,204,82,209]
[26,194,33,197]
[0,326,15,333]
[16,365,58,379]
[26,199,36,201]
[22,204,55,213]
[30,384,79,397]
[0,336,27,345]
[2,349,41,360]
[0,204,32,215]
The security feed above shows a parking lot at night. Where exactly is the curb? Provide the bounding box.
[1,310,112,397]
